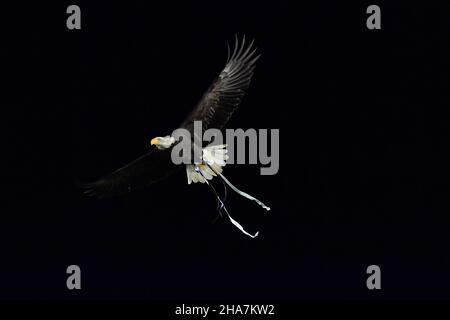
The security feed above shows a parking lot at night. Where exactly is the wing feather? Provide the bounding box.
[181,35,260,132]
[81,148,180,198]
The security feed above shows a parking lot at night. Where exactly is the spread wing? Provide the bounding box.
[81,148,180,198]
[181,35,260,133]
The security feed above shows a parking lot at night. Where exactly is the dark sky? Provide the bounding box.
[1,1,450,299]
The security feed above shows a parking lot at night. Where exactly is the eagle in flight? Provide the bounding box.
[82,36,270,238]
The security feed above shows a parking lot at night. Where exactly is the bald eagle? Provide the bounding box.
[82,36,270,238]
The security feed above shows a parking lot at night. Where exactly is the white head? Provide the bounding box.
[150,135,176,150]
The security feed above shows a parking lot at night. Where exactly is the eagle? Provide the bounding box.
[82,36,270,238]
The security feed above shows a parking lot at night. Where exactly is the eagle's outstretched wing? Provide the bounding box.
[181,35,260,133]
[81,148,180,198]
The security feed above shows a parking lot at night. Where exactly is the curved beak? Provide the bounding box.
[150,138,158,146]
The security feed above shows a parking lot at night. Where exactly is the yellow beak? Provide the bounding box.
[151,138,158,146]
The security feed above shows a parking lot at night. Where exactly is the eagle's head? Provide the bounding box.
[150,135,175,150]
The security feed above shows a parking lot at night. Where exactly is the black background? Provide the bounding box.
[1,1,450,300]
